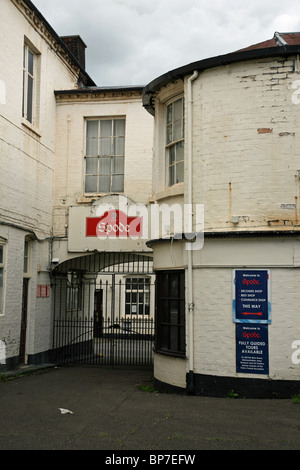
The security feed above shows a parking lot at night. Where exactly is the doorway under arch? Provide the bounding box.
[51,252,155,367]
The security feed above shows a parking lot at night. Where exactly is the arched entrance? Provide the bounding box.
[51,252,155,366]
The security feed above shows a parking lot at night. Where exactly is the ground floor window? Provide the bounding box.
[155,270,185,356]
[125,277,150,316]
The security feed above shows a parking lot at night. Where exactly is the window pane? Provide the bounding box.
[167,103,173,124]
[85,175,98,192]
[169,166,175,186]
[166,123,172,145]
[174,99,182,120]
[100,156,111,175]
[112,175,124,192]
[114,119,125,136]
[173,119,182,141]
[114,137,125,155]
[0,246,3,264]
[176,141,184,162]
[170,325,178,351]
[86,157,98,175]
[27,75,33,123]
[100,120,112,137]
[87,120,98,138]
[112,156,124,175]
[169,146,175,165]
[176,161,184,183]
[100,137,111,156]
[22,70,25,117]
[99,175,110,193]
[170,275,178,297]
[160,325,169,350]
[86,122,98,155]
[28,49,34,76]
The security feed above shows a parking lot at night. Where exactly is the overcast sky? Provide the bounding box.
[33,0,300,87]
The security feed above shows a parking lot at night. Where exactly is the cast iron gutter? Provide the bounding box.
[142,44,300,115]
[22,0,96,87]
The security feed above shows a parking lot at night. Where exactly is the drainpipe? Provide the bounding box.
[186,70,198,394]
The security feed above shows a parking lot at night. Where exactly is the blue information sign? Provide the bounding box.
[233,270,270,324]
[236,324,269,375]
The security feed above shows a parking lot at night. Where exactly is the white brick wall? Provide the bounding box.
[190,58,300,232]
[150,55,300,388]
[0,0,82,365]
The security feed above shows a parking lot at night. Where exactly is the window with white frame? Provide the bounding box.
[22,43,36,124]
[166,97,184,186]
[0,243,5,315]
[85,118,125,193]
[125,277,150,316]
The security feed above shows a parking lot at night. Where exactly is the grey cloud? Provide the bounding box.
[33,0,300,86]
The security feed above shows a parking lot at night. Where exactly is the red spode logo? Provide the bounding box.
[86,210,142,238]
[243,332,260,339]
[242,279,260,286]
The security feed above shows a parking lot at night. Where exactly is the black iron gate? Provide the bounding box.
[51,253,155,366]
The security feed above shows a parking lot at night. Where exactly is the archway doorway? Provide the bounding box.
[51,252,155,366]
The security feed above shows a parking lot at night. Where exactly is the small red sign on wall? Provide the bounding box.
[86,210,142,238]
[37,285,50,298]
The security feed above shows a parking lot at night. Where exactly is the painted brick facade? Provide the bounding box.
[144,37,300,396]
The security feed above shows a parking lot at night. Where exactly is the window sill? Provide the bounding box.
[21,118,42,137]
[155,183,184,201]
[78,193,125,203]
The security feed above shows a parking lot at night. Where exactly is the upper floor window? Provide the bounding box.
[166,97,184,186]
[85,118,126,193]
[22,43,35,124]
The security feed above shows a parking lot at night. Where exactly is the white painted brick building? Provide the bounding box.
[143,32,300,397]
[3,0,300,398]
[0,0,94,369]
[0,0,154,370]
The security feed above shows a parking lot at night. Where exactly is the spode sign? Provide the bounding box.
[84,196,204,249]
[233,270,271,324]
[86,209,142,238]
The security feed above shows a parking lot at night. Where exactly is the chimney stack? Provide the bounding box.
[61,35,87,70]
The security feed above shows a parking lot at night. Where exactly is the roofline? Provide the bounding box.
[54,85,145,95]
[142,44,300,115]
[22,0,96,86]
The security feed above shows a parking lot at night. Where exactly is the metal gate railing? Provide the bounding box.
[51,254,155,367]
[52,317,154,366]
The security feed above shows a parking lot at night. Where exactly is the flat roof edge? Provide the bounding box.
[142,44,300,112]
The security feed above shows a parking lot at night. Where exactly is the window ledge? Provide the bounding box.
[21,118,42,137]
[78,192,125,204]
[155,183,184,201]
